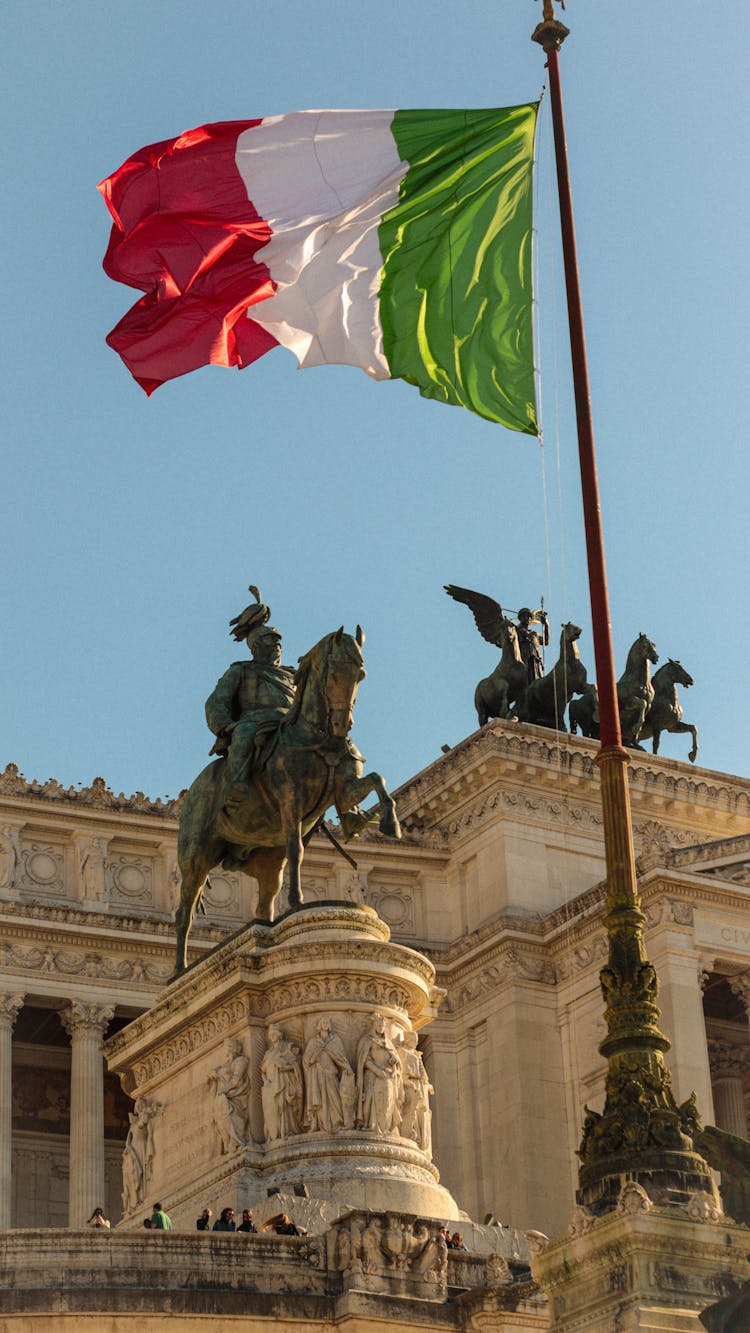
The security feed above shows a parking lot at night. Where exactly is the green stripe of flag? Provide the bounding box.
[379,105,539,433]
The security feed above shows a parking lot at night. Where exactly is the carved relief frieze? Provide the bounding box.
[441,786,604,842]
[440,945,555,1013]
[1,938,170,986]
[129,998,250,1088]
[265,974,413,1016]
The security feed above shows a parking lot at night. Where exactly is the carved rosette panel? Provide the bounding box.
[20,842,65,897]
[367,884,415,933]
[109,854,154,908]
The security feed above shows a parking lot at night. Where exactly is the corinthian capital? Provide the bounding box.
[0,992,24,1031]
[728,971,750,1012]
[60,999,115,1039]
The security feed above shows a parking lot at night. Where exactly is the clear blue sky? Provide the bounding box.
[1,1,748,801]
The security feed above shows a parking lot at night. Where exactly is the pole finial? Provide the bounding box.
[532,0,569,51]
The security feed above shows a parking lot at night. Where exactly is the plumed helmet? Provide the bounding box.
[228,585,272,643]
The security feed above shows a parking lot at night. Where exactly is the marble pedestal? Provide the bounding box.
[531,1183,750,1332]
[105,903,461,1229]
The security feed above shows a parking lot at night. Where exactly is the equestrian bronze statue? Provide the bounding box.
[173,588,401,977]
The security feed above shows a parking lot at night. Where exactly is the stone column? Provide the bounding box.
[645,933,716,1123]
[0,992,24,1228]
[61,1000,114,1226]
[709,1040,749,1139]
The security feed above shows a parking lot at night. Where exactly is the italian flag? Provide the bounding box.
[99,106,538,433]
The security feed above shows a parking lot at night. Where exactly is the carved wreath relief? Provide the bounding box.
[327,1211,448,1286]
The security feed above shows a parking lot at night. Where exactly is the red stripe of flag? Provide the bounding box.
[98,120,278,394]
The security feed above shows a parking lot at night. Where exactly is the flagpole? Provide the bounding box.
[531,2,716,1214]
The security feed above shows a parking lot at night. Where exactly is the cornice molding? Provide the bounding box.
[393,722,750,829]
[0,763,184,818]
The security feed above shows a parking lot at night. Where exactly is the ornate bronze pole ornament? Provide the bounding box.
[531,2,716,1212]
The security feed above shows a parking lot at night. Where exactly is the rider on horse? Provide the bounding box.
[205,588,296,811]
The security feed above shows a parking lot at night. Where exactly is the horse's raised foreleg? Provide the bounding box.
[335,771,402,839]
[665,720,699,764]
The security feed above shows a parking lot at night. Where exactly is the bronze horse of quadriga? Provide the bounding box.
[616,632,659,749]
[173,628,401,977]
[517,622,588,730]
[638,658,698,762]
[474,619,527,725]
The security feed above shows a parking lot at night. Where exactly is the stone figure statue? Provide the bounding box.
[397,1031,433,1153]
[0,825,20,891]
[261,1024,303,1141]
[303,1016,355,1133]
[444,585,550,726]
[121,1096,159,1214]
[172,590,402,977]
[79,838,107,901]
[204,586,297,809]
[356,1013,402,1135]
[208,1037,251,1153]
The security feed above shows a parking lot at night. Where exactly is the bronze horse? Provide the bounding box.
[617,632,659,749]
[173,628,401,977]
[517,622,588,730]
[638,659,698,763]
[474,618,527,725]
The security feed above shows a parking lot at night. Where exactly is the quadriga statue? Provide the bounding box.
[444,584,591,731]
[172,587,401,977]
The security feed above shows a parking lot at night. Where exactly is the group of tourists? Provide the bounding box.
[196,1206,305,1235]
[439,1226,467,1250]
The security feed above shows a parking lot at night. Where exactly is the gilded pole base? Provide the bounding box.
[576,747,718,1214]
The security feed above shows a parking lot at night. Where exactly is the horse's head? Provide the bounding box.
[666,658,693,688]
[638,632,659,665]
[295,625,366,737]
[562,622,582,643]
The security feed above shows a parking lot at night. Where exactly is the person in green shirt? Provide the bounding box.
[150,1202,172,1230]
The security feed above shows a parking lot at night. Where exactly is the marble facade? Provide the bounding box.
[1,722,749,1247]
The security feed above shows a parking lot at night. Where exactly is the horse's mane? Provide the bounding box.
[283,633,332,726]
